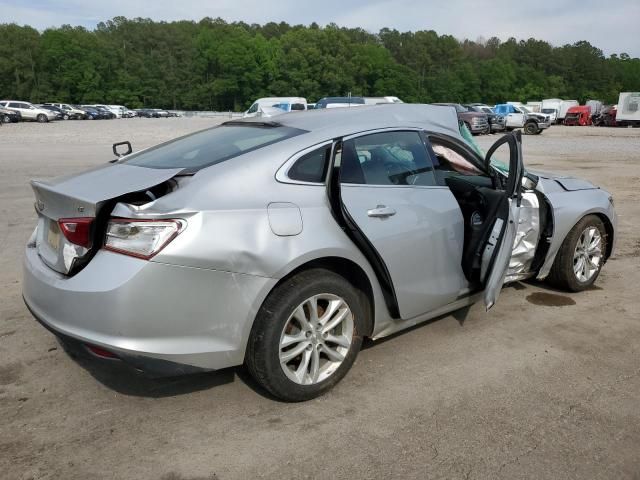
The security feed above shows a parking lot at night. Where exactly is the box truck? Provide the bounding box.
[616,92,640,127]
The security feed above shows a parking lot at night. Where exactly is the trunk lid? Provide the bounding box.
[32,164,183,274]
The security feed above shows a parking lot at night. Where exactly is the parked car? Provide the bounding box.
[22,104,616,401]
[493,104,550,134]
[79,106,108,120]
[44,103,86,120]
[0,106,21,123]
[152,109,170,117]
[93,106,116,119]
[37,104,66,121]
[616,92,640,127]
[433,103,489,134]
[465,104,506,133]
[134,109,156,118]
[121,108,137,118]
[563,106,592,126]
[315,97,365,109]
[0,100,57,122]
[244,97,308,117]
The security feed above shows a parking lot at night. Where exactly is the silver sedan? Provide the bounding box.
[23,104,616,401]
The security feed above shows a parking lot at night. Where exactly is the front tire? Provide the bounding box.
[246,268,366,401]
[524,121,539,135]
[547,215,607,292]
[2,115,10,123]
[37,114,48,123]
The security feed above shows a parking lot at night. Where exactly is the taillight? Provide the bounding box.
[104,218,185,260]
[58,217,94,248]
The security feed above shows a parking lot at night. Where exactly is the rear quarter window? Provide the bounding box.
[288,145,331,183]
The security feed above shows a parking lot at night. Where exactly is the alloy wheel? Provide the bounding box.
[573,226,603,282]
[279,293,354,386]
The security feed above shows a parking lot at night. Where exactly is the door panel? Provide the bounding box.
[341,185,468,319]
[482,131,525,309]
[506,113,525,127]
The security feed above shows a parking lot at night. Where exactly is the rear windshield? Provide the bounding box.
[123,124,306,172]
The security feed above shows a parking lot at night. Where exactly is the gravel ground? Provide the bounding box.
[1,119,639,480]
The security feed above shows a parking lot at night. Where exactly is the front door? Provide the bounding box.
[334,130,468,320]
[505,108,525,128]
[481,131,525,309]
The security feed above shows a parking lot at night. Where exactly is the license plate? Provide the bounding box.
[47,221,60,250]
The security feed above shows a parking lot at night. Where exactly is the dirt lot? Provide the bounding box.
[1,119,639,480]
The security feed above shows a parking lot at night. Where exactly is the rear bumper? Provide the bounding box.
[23,247,276,375]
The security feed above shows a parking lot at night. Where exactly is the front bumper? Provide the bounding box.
[537,121,551,130]
[23,247,276,375]
[469,122,490,133]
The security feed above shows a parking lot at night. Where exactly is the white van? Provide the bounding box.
[363,96,403,105]
[244,97,307,118]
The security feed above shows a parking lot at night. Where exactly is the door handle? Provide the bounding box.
[367,205,396,218]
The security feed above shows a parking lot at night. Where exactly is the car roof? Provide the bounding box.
[235,103,463,141]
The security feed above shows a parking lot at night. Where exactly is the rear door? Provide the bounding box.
[481,131,525,309]
[333,129,469,320]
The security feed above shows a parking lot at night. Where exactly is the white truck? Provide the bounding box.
[558,100,579,123]
[616,92,640,127]
[541,98,562,124]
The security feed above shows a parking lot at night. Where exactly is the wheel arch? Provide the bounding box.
[537,207,615,279]
[269,256,375,337]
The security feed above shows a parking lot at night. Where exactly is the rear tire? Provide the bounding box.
[37,114,48,123]
[246,268,366,401]
[2,115,10,123]
[547,215,607,292]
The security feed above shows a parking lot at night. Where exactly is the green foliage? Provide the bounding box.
[0,18,638,109]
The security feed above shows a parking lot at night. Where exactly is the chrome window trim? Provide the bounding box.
[276,127,436,186]
[275,140,333,186]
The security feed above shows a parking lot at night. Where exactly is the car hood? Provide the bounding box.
[530,170,599,191]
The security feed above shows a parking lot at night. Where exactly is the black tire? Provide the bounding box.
[37,114,48,123]
[524,121,539,135]
[547,215,607,292]
[63,114,69,120]
[2,115,10,123]
[246,268,366,401]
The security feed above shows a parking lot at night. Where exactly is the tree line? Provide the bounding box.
[0,16,638,111]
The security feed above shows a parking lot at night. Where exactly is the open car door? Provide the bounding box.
[481,131,525,309]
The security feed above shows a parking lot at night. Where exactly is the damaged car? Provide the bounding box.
[23,104,616,401]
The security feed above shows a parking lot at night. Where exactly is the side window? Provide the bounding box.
[9,103,21,108]
[247,103,258,114]
[288,145,331,183]
[342,131,436,186]
[291,103,305,111]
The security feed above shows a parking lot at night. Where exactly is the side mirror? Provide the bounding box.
[112,141,132,159]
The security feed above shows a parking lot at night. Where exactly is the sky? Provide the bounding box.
[2,0,639,57]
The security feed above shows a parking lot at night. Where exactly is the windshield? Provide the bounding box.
[124,124,306,172]
[520,106,532,113]
[542,108,556,114]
